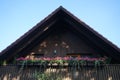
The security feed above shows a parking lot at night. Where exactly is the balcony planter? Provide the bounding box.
[16,56,108,68]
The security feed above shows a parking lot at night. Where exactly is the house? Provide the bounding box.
[0,6,120,64]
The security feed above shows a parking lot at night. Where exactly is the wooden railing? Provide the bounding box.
[0,64,120,80]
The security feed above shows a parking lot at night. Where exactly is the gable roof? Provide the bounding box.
[0,6,120,63]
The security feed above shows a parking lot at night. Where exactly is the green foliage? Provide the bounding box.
[54,60,64,65]
[79,60,86,65]
[34,71,62,80]
[94,60,103,67]
[19,60,26,73]
[0,60,7,66]
[3,60,7,65]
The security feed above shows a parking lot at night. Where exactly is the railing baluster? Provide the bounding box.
[0,64,120,80]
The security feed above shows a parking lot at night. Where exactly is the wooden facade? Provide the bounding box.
[0,6,120,63]
[29,22,98,58]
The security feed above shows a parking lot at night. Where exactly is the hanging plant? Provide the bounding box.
[16,56,108,67]
[79,60,87,66]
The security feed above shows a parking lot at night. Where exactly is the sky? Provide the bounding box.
[0,0,120,52]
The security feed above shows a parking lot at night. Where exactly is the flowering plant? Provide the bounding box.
[16,56,108,66]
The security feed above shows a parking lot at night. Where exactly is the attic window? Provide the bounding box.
[43,27,49,31]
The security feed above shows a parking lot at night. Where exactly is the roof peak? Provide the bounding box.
[57,6,66,11]
[59,6,63,8]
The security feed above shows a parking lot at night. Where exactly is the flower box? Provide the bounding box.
[16,56,108,67]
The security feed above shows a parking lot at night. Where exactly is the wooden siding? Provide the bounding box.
[28,25,99,58]
[0,64,120,80]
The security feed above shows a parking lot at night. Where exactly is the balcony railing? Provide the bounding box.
[0,64,120,80]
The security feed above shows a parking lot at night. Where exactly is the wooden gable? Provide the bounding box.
[0,6,120,63]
